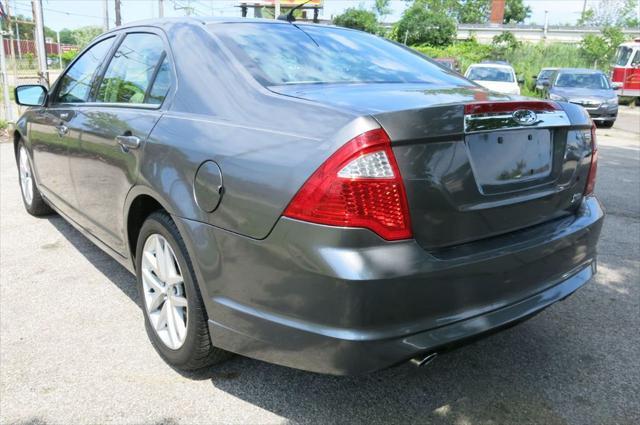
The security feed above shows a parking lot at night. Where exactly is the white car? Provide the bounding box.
[465,63,521,95]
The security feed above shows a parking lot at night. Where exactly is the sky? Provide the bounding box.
[4,0,612,32]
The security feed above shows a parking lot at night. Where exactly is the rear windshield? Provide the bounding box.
[210,23,469,87]
[555,72,610,89]
[467,67,514,82]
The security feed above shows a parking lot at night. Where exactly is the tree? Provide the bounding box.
[457,0,491,23]
[375,0,391,18]
[503,0,532,24]
[581,26,626,67]
[394,1,457,46]
[333,8,380,34]
[578,0,639,27]
[491,31,521,59]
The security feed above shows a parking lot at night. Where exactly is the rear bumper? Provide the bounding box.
[176,196,604,375]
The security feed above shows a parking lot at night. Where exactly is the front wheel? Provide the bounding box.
[136,211,231,370]
[17,142,53,216]
[598,121,615,128]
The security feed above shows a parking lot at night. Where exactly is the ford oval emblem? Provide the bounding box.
[512,109,538,126]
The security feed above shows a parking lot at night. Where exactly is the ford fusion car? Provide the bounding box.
[13,18,603,375]
[545,68,619,128]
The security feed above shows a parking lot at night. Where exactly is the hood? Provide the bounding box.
[551,87,616,101]
[268,83,515,115]
[471,80,520,95]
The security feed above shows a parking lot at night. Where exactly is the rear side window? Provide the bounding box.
[211,23,469,87]
[96,33,169,105]
[55,37,115,103]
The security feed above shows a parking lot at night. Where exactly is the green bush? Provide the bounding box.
[333,8,380,34]
[0,120,8,131]
[393,2,456,46]
[61,50,79,66]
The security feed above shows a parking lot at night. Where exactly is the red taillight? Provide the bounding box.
[464,101,561,115]
[283,128,412,241]
[584,123,598,195]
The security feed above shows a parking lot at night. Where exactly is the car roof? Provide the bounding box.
[111,16,337,32]
[467,63,514,70]
[555,68,605,74]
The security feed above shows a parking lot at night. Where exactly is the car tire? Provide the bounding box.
[17,142,53,216]
[600,121,615,128]
[136,211,231,371]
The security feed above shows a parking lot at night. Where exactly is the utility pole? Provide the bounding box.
[13,0,21,60]
[274,0,280,19]
[102,0,109,31]
[5,0,18,87]
[56,30,62,70]
[31,0,48,86]
[115,0,121,26]
[1,22,13,122]
[159,0,164,18]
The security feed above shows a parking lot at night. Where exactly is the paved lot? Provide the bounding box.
[1,111,638,425]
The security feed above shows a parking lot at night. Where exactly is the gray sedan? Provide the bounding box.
[12,18,603,375]
[545,68,619,128]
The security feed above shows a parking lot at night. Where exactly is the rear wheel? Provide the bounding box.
[17,143,53,216]
[136,211,231,370]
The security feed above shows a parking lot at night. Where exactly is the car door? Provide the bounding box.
[30,36,116,213]
[69,30,173,255]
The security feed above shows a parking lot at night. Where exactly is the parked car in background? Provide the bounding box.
[434,57,460,72]
[465,62,521,95]
[13,18,603,375]
[611,37,640,100]
[545,68,618,128]
[534,67,558,92]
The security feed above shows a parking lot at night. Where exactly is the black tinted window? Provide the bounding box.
[212,23,469,87]
[96,33,167,104]
[56,37,114,103]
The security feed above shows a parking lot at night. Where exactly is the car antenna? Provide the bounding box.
[277,0,310,23]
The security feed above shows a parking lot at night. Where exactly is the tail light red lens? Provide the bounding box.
[283,128,412,241]
[584,123,598,195]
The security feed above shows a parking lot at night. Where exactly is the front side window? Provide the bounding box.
[467,67,515,82]
[614,47,633,66]
[211,23,469,87]
[96,33,168,105]
[55,37,115,103]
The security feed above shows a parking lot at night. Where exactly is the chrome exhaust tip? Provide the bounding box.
[410,352,438,367]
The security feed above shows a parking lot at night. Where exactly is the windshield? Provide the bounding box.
[555,72,610,89]
[614,46,633,66]
[538,69,555,80]
[466,67,514,82]
[211,23,470,87]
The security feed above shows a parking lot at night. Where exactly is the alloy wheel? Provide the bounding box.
[141,234,189,350]
[19,146,34,206]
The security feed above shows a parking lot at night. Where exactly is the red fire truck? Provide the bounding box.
[611,38,640,99]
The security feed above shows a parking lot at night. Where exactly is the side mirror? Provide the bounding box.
[532,75,538,79]
[517,78,525,85]
[541,81,551,87]
[14,85,47,107]
[613,85,620,90]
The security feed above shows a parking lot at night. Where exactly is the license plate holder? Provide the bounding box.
[466,129,553,188]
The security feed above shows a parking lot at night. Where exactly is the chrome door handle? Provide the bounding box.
[55,124,68,137]
[116,135,141,150]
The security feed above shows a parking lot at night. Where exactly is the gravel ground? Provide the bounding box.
[0,112,638,425]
